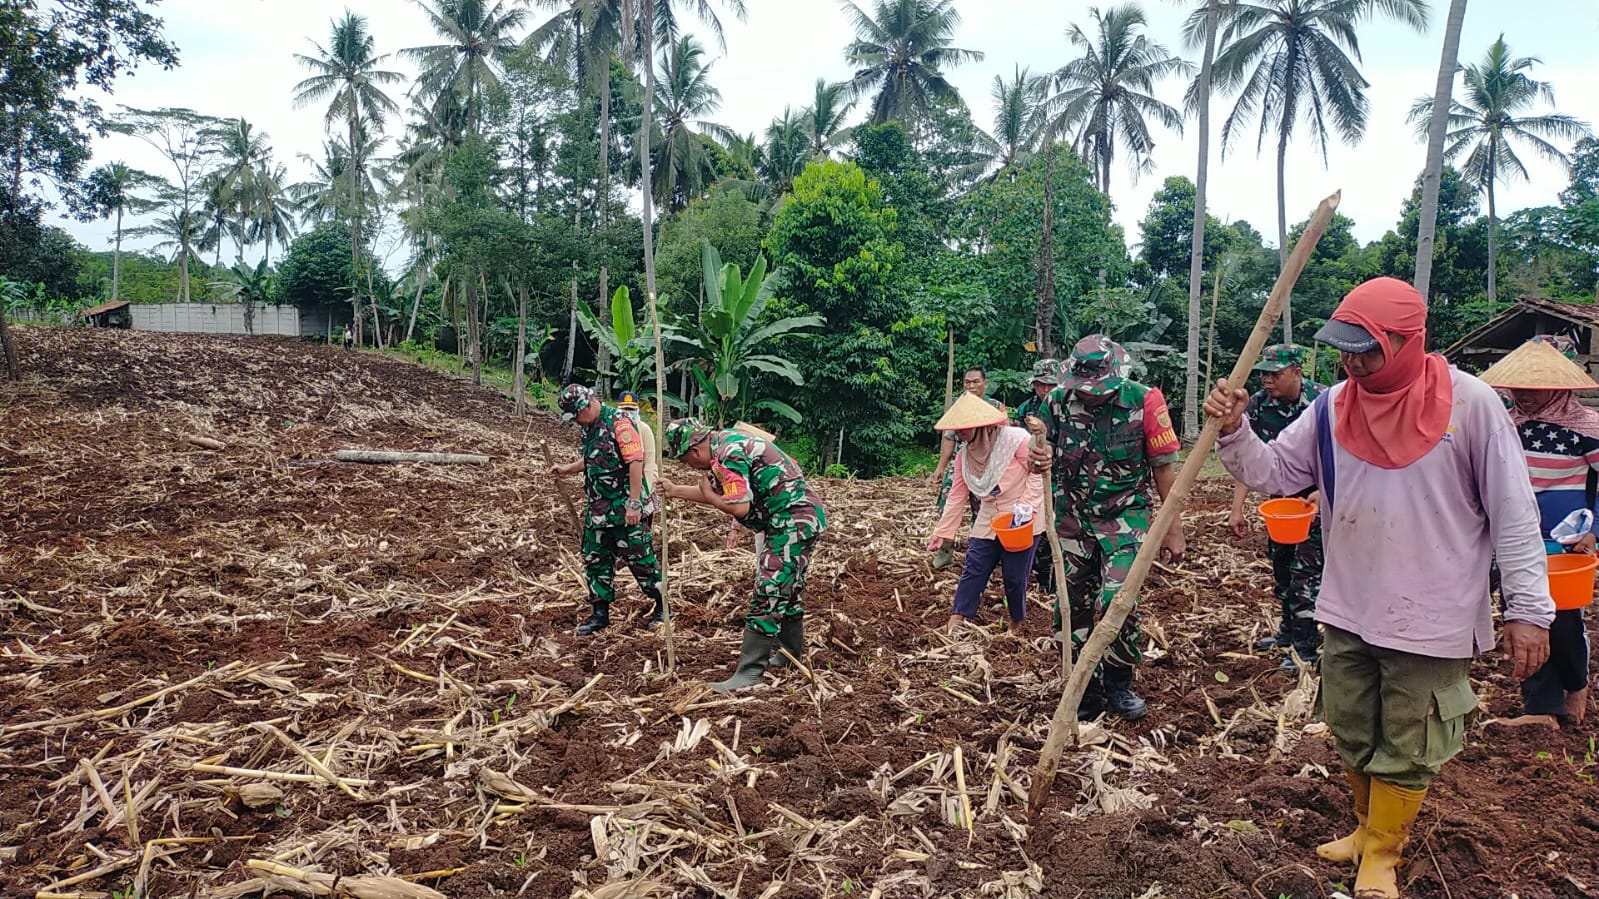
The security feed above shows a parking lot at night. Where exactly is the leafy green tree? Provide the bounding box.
[662,244,822,426]
[78,163,161,302]
[277,223,357,312]
[212,259,273,334]
[1371,166,1487,311]
[1560,137,1599,298]
[956,145,1124,359]
[1208,0,1428,340]
[107,107,221,303]
[841,0,983,129]
[1137,174,1234,283]
[851,123,945,268]
[577,285,655,393]
[1409,35,1592,303]
[1044,4,1190,195]
[655,188,765,310]
[766,159,932,473]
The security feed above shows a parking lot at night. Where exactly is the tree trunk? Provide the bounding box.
[112,205,124,303]
[405,258,427,345]
[564,271,578,382]
[945,326,955,410]
[465,276,482,385]
[515,282,530,416]
[1415,0,1469,301]
[1205,264,1222,389]
[367,259,384,351]
[1487,170,1499,306]
[1183,0,1218,440]
[0,306,19,380]
[1275,48,1298,344]
[1035,144,1058,358]
[597,68,613,393]
[349,112,364,348]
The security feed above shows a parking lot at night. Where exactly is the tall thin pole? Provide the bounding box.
[650,290,675,672]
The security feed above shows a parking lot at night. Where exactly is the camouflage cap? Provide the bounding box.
[1253,344,1307,373]
[616,389,640,409]
[557,384,596,422]
[663,418,712,459]
[1030,358,1060,385]
[1060,336,1131,396]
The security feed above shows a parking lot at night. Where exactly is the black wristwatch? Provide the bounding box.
[625,499,643,511]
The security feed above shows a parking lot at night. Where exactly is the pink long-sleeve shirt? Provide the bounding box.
[933,439,1046,542]
[1217,368,1554,659]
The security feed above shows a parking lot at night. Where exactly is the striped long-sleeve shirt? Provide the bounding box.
[1517,419,1599,542]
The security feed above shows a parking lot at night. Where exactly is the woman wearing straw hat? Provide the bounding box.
[1481,336,1599,728]
[926,392,1045,635]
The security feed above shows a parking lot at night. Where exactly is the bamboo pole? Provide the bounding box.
[1025,422,1075,697]
[649,291,677,672]
[1027,190,1341,819]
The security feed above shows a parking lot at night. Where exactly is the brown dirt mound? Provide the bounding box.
[3,325,1596,899]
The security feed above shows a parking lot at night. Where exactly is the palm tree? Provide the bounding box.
[1176,0,1225,438]
[803,78,856,156]
[648,34,737,209]
[209,118,272,257]
[1409,35,1591,304]
[293,10,404,346]
[404,0,526,139]
[251,163,298,268]
[129,197,205,301]
[1043,5,1190,196]
[970,65,1047,180]
[761,108,810,193]
[1411,0,1468,302]
[80,162,160,303]
[1208,0,1428,340]
[841,0,984,129]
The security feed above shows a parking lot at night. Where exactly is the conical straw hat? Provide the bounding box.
[732,420,777,442]
[934,392,1007,431]
[1479,339,1599,391]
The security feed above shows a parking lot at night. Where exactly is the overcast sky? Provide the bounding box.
[51,0,1599,264]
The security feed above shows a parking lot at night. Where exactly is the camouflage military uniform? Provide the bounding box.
[1015,359,1060,590]
[1247,344,1325,657]
[940,395,1008,516]
[1047,339,1181,671]
[706,431,828,636]
[572,396,662,613]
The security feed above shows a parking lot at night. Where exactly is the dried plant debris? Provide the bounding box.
[2,327,1593,899]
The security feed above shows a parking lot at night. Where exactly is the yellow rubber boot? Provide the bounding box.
[1316,769,1371,865]
[1354,779,1427,899]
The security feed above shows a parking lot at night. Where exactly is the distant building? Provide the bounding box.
[1443,295,1599,383]
[78,300,132,328]
[123,303,349,339]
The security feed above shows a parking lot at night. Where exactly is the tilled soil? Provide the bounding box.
[3,326,1598,899]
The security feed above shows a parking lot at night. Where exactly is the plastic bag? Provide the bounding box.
[1011,503,1035,527]
[1552,507,1595,546]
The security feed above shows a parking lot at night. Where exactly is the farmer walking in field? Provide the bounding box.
[927,392,1044,636]
[549,384,665,635]
[1014,359,1061,595]
[1480,337,1598,729]
[1204,277,1553,899]
[1228,344,1326,669]
[662,419,826,692]
[930,366,1007,569]
[1033,335,1185,721]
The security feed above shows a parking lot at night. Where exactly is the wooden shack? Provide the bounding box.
[1442,295,1599,381]
[79,300,131,328]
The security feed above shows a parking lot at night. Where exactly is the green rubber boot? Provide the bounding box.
[769,617,805,668]
[711,628,774,692]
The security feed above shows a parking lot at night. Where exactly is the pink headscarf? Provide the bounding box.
[1510,391,1599,440]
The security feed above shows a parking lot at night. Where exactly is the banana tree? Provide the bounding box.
[661,243,823,427]
[211,260,273,335]
[577,285,658,397]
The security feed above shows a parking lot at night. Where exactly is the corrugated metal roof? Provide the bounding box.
[78,300,131,317]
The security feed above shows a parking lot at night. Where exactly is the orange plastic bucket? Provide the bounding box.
[1259,498,1317,544]
[1547,553,1597,610]
[992,513,1036,553]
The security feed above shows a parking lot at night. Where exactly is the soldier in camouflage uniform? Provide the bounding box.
[932,367,1007,568]
[1228,345,1325,669]
[550,385,664,635]
[1034,336,1186,721]
[1014,359,1060,592]
[663,419,827,692]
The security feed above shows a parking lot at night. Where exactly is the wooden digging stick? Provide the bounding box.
[540,439,581,524]
[1026,422,1076,691]
[1027,190,1342,820]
